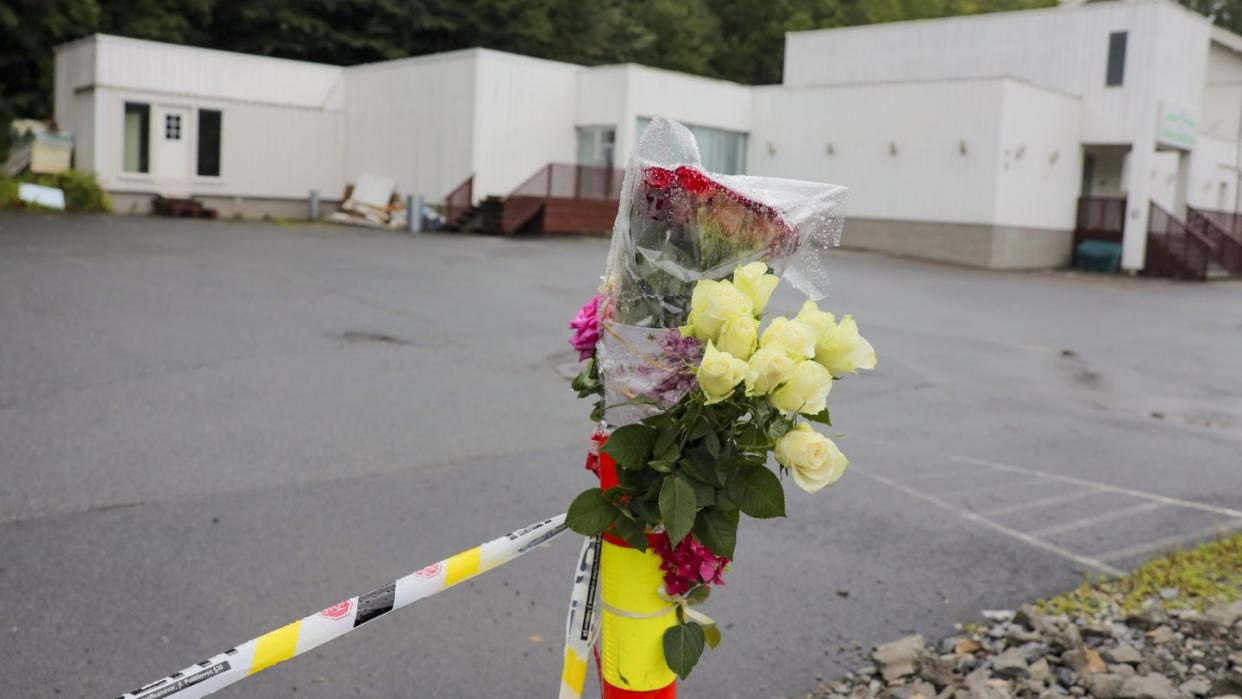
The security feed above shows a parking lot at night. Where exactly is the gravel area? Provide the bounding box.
[806,585,1242,699]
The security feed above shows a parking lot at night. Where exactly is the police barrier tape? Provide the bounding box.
[559,537,602,699]
[118,515,568,699]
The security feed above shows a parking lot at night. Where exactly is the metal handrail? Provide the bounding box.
[443,174,474,226]
[1147,203,1209,280]
[1187,207,1242,274]
[502,163,624,234]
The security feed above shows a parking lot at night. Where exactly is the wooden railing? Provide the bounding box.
[1147,203,1211,280]
[443,174,474,227]
[502,163,624,234]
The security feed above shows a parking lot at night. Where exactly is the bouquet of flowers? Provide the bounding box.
[566,117,872,684]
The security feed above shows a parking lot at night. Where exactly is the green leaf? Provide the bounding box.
[694,507,739,558]
[766,418,792,441]
[689,417,713,441]
[648,459,675,473]
[663,622,706,680]
[628,498,661,527]
[566,488,620,535]
[659,475,697,546]
[702,428,721,458]
[653,425,679,461]
[713,455,748,482]
[602,424,657,470]
[684,584,711,605]
[611,515,650,551]
[689,480,716,507]
[704,624,722,649]
[804,408,832,426]
[679,451,718,486]
[726,465,786,519]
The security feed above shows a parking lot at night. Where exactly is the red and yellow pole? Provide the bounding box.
[597,447,677,699]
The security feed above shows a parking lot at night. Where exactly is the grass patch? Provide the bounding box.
[0,171,112,213]
[1038,532,1242,618]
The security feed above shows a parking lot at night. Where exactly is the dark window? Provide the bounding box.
[123,102,149,173]
[197,109,222,177]
[1106,32,1127,87]
[165,113,181,140]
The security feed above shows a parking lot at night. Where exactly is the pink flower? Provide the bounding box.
[652,532,729,597]
[569,294,602,361]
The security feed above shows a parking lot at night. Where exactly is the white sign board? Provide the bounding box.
[1156,101,1197,150]
[18,183,66,210]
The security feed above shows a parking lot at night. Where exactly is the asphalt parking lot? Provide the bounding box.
[1,213,1239,698]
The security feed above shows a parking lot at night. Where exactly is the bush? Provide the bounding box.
[0,170,112,213]
[0,175,18,208]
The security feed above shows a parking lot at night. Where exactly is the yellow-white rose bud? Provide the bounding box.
[697,341,749,404]
[769,360,832,416]
[680,279,754,342]
[759,316,817,361]
[795,300,837,342]
[733,261,781,314]
[775,423,848,493]
[744,346,794,396]
[717,315,758,360]
[814,314,877,377]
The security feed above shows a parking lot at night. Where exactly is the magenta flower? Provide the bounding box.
[652,532,729,597]
[569,294,603,361]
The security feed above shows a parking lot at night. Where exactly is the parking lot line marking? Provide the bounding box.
[949,456,1242,519]
[855,467,1125,577]
[1096,519,1242,563]
[895,467,995,484]
[922,474,1048,497]
[977,489,1103,517]
[1029,501,1167,538]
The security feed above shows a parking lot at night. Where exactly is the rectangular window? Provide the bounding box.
[636,118,748,174]
[123,102,150,173]
[1106,31,1127,87]
[197,109,222,177]
[576,126,616,167]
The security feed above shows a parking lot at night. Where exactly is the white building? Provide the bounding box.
[54,0,1242,275]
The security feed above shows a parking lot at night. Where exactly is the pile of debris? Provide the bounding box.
[4,120,74,210]
[327,173,408,229]
[806,600,1242,699]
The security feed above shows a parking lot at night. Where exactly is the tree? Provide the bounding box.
[0,0,1082,120]
[1179,0,1242,35]
[0,0,100,118]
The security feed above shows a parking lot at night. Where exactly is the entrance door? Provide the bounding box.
[153,106,191,189]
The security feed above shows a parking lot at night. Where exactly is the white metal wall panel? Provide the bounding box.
[783,2,1209,145]
[95,35,345,110]
[749,78,1008,225]
[471,50,579,198]
[993,81,1083,229]
[344,50,478,203]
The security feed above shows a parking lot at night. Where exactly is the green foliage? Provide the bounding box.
[1180,0,1242,36]
[565,488,620,535]
[662,620,706,680]
[0,174,18,208]
[658,475,697,545]
[602,423,658,470]
[1039,533,1242,618]
[565,385,792,568]
[0,170,112,212]
[4,0,1062,120]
